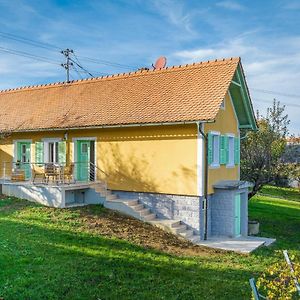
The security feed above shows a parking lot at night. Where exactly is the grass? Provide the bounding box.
[259,184,300,202]
[0,187,299,300]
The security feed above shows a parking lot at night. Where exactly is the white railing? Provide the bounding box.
[0,161,108,190]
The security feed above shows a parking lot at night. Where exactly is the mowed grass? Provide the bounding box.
[0,187,299,300]
[259,184,300,202]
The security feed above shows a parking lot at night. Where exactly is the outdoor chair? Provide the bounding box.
[44,163,59,184]
[32,165,46,183]
[62,163,75,184]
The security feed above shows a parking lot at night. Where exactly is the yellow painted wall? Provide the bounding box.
[204,92,240,194]
[0,124,198,196]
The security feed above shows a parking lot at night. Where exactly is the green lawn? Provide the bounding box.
[0,188,299,300]
[259,185,300,202]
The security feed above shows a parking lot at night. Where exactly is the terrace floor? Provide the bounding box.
[197,236,276,253]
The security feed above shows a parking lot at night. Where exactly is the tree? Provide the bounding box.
[241,99,291,199]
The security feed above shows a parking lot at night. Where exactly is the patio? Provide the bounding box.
[0,180,104,208]
[197,236,276,253]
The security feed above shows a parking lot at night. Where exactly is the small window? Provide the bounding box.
[21,144,27,163]
[220,99,225,110]
[48,142,59,164]
[81,143,88,153]
[227,136,235,166]
[211,134,220,167]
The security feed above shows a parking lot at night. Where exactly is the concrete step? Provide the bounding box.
[178,229,194,239]
[131,203,144,211]
[189,235,200,244]
[139,208,152,216]
[126,199,140,206]
[106,194,118,200]
[171,224,188,234]
[143,213,156,221]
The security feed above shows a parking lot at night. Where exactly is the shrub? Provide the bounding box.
[255,255,300,299]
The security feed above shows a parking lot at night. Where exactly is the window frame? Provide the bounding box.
[226,133,235,168]
[209,131,220,169]
[42,138,62,164]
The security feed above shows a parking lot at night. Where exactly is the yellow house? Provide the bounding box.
[0,57,257,241]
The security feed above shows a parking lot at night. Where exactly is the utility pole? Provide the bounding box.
[61,49,73,83]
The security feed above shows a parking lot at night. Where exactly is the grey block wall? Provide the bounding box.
[114,191,201,234]
[210,187,248,238]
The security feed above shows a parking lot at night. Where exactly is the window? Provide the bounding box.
[21,144,27,162]
[48,142,59,163]
[208,132,220,167]
[42,139,61,164]
[212,135,220,165]
[220,99,225,110]
[227,136,235,167]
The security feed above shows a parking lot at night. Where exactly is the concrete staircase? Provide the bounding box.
[92,182,200,244]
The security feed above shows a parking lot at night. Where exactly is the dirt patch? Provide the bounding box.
[76,205,223,257]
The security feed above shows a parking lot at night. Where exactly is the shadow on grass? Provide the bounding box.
[0,216,256,300]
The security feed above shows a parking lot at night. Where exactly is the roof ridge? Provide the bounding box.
[0,57,240,95]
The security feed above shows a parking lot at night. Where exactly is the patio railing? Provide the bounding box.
[0,161,108,190]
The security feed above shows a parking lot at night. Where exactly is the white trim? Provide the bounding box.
[42,138,62,164]
[225,133,235,168]
[13,139,32,163]
[209,131,220,168]
[231,80,241,87]
[196,122,205,196]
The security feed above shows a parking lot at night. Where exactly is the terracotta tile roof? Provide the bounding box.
[0,57,240,132]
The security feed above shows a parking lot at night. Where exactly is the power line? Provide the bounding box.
[69,57,94,77]
[71,64,83,80]
[0,46,60,65]
[0,30,61,51]
[77,55,137,70]
[252,98,300,108]
[0,30,137,71]
[251,88,300,99]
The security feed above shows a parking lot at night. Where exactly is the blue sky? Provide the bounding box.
[0,0,299,134]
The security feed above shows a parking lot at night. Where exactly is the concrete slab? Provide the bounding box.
[197,236,276,253]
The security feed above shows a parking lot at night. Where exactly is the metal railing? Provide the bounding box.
[0,161,108,190]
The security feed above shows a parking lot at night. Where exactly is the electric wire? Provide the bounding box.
[0,46,60,65]
[251,88,300,99]
[0,30,61,51]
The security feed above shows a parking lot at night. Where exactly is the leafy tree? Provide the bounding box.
[241,99,291,198]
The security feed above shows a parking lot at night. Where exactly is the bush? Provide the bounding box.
[255,255,300,299]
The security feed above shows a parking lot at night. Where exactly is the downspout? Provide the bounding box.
[197,122,209,240]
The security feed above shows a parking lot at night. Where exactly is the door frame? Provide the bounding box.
[234,193,242,237]
[72,137,97,181]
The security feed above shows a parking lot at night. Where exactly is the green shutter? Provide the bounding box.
[35,142,44,165]
[58,141,66,166]
[220,135,227,164]
[207,133,213,165]
[234,137,240,165]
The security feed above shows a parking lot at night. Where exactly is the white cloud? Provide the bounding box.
[216,1,245,11]
[172,35,300,135]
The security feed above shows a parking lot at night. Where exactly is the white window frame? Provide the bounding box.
[210,131,220,169]
[42,138,62,164]
[226,133,235,168]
